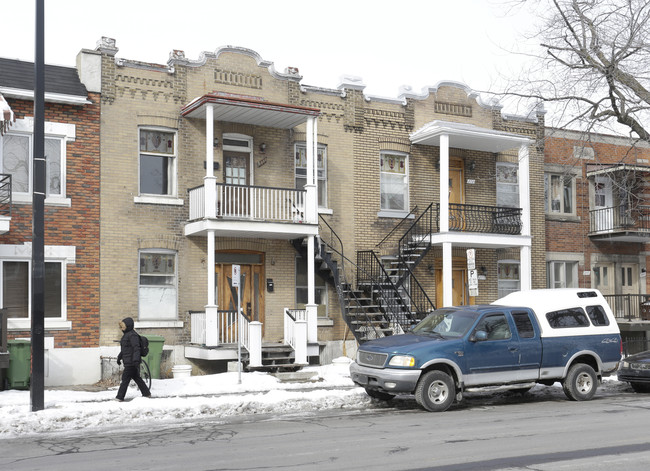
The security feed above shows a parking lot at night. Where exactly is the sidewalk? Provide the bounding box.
[0,359,368,438]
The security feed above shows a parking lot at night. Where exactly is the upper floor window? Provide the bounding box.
[545,173,575,215]
[139,129,176,196]
[0,118,74,203]
[138,250,177,320]
[496,162,519,207]
[295,143,327,208]
[380,151,409,211]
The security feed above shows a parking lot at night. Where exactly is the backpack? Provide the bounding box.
[138,333,149,357]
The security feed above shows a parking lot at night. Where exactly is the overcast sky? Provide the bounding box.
[3,1,539,100]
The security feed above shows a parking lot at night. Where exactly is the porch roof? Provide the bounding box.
[586,163,650,177]
[410,120,532,152]
[181,92,320,129]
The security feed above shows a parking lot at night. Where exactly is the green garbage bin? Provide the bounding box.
[7,339,30,389]
[142,334,164,379]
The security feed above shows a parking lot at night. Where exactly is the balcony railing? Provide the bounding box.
[190,310,241,345]
[189,182,306,222]
[0,174,11,218]
[602,294,650,322]
[589,206,650,234]
[436,203,522,235]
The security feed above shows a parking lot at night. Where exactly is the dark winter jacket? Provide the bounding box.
[117,317,142,366]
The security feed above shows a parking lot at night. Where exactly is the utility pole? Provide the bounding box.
[31,0,45,412]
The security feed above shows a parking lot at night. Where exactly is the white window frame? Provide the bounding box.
[497,260,520,299]
[0,243,74,331]
[295,142,328,209]
[496,162,519,208]
[379,150,409,214]
[545,172,576,216]
[0,117,74,206]
[138,249,178,321]
[547,261,579,288]
[135,127,181,205]
[223,133,254,186]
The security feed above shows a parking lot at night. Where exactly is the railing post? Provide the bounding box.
[248,321,262,368]
[205,305,219,347]
[294,320,308,365]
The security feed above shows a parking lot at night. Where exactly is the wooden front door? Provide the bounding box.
[448,159,465,230]
[216,263,265,339]
[436,268,472,307]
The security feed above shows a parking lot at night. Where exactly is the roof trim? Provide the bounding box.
[0,86,92,105]
[586,163,650,177]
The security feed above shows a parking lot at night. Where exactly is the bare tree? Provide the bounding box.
[505,0,650,142]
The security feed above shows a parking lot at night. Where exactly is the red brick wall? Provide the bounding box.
[2,94,100,347]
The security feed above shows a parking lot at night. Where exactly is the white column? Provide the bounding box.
[518,143,532,291]
[443,242,453,307]
[248,321,263,368]
[304,117,317,224]
[204,104,216,218]
[205,230,219,347]
[306,235,318,343]
[294,320,308,365]
[439,134,450,233]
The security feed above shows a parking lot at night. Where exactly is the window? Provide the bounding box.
[139,129,176,196]
[2,260,64,319]
[545,173,575,215]
[139,250,177,320]
[497,261,520,298]
[546,307,590,328]
[474,313,512,340]
[512,311,535,338]
[547,261,578,288]
[295,256,327,317]
[380,151,408,211]
[496,162,519,207]
[295,143,327,208]
[586,305,610,326]
[0,120,70,201]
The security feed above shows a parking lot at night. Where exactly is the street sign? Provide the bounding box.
[466,249,475,270]
[469,268,479,297]
[232,264,240,288]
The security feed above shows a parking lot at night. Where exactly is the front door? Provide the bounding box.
[594,176,613,231]
[448,159,465,230]
[592,262,617,315]
[435,268,471,306]
[216,262,265,340]
[224,151,250,216]
[621,263,639,296]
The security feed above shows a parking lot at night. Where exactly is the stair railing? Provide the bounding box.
[375,205,418,257]
[396,202,435,286]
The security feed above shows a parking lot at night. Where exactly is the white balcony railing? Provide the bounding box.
[189,182,307,223]
[284,308,308,365]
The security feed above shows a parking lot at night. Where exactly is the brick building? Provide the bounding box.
[0,58,100,385]
[545,128,650,350]
[74,38,545,378]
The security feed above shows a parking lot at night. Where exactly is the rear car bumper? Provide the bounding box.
[350,361,421,394]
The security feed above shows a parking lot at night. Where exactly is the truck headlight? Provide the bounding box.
[622,361,629,368]
[388,355,415,367]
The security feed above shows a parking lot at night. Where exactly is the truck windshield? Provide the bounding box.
[412,309,477,338]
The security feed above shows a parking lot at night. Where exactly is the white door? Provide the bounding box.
[621,264,639,296]
[594,176,613,231]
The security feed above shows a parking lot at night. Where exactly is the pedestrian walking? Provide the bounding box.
[116,317,151,401]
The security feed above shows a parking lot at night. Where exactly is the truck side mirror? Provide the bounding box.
[470,330,488,342]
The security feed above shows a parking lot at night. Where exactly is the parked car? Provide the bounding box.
[350,289,622,412]
[618,351,650,393]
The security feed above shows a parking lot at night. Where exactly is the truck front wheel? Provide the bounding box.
[415,370,455,412]
[562,363,597,401]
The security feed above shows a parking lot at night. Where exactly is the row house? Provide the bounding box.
[545,129,650,351]
[0,58,100,385]
[75,38,545,377]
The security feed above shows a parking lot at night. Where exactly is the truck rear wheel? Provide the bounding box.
[415,370,455,412]
[562,363,597,401]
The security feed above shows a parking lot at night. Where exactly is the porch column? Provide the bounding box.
[439,134,450,233]
[204,104,216,218]
[306,235,318,344]
[205,230,219,347]
[518,143,532,290]
[443,242,453,307]
[305,117,318,224]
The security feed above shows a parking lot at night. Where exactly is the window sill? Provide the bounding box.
[134,195,184,206]
[13,195,72,207]
[545,213,580,223]
[135,320,184,328]
[8,319,72,331]
[377,210,414,219]
[318,208,333,215]
[317,317,334,327]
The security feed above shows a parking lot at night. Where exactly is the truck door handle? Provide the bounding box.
[509,347,518,352]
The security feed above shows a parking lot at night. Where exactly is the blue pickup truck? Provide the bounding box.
[350,289,622,412]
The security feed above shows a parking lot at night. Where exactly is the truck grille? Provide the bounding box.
[357,350,388,368]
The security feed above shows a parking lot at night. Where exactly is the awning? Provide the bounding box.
[410,120,532,153]
[181,92,320,129]
[0,93,14,136]
[586,163,650,177]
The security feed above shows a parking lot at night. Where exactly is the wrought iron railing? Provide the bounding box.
[375,205,418,257]
[0,174,11,218]
[603,294,650,322]
[589,206,650,234]
[440,203,522,234]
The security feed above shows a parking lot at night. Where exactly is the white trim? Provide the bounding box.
[9,319,72,331]
[135,321,183,329]
[0,86,91,105]
[134,195,184,206]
